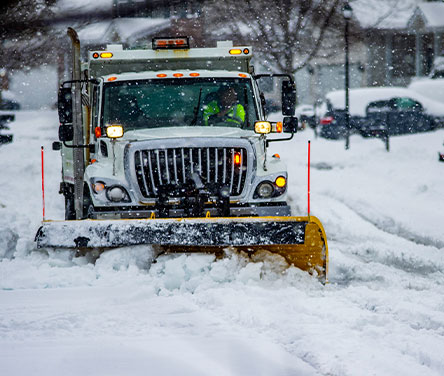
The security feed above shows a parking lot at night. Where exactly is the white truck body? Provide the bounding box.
[58,39,294,219]
[37,34,329,281]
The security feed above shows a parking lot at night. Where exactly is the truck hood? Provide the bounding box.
[123,126,256,141]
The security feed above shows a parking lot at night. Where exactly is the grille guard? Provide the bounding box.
[125,137,256,203]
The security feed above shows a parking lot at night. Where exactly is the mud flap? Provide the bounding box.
[35,216,328,281]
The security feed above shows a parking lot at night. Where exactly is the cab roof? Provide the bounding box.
[88,41,253,79]
[102,70,251,83]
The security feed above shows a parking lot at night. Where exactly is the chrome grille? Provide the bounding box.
[134,147,248,198]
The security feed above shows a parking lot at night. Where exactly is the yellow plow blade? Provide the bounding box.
[35,216,328,281]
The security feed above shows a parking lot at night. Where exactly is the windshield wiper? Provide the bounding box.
[190,88,202,126]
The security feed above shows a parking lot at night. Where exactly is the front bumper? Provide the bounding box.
[89,202,291,219]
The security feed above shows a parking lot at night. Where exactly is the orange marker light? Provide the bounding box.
[173,73,184,77]
[276,121,283,133]
[95,126,102,138]
[234,152,242,165]
[272,154,280,159]
[91,159,97,164]
[92,52,99,59]
[229,49,242,55]
[243,48,250,54]
[189,73,200,77]
[100,52,113,58]
[238,73,247,78]
[93,182,105,193]
[156,73,167,78]
[107,76,117,82]
[275,176,286,188]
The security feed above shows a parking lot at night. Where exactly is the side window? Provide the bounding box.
[394,97,422,111]
[91,84,100,129]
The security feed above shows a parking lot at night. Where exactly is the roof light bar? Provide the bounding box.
[152,37,190,50]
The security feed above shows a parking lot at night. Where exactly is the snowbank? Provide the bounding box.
[408,78,444,105]
[1,111,444,375]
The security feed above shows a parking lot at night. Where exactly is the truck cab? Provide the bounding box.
[56,38,297,220]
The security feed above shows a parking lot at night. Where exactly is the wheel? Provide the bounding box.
[64,184,94,219]
[82,185,95,219]
[64,193,76,220]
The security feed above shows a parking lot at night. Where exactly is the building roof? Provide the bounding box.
[77,17,171,46]
[408,3,444,30]
[353,0,420,30]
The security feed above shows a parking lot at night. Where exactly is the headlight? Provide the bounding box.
[106,124,124,138]
[254,121,271,134]
[106,186,129,202]
[256,182,274,198]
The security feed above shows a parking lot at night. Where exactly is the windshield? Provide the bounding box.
[102,78,258,130]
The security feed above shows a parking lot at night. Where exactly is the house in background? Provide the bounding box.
[35,0,444,108]
[300,1,444,105]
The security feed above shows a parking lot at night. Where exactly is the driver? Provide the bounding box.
[203,86,245,126]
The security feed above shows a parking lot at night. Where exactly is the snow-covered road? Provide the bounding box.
[1,111,443,375]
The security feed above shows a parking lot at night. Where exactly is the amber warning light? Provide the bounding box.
[152,37,190,50]
[234,152,242,166]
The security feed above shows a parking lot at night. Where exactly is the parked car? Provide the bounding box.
[408,77,444,111]
[318,87,444,139]
[361,97,437,136]
[429,56,444,79]
[0,113,14,145]
[0,91,20,111]
[295,104,316,130]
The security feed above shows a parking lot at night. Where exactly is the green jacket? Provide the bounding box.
[203,100,245,126]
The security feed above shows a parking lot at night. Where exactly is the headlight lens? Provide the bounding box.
[257,182,274,198]
[254,121,271,134]
[106,124,124,138]
[92,181,106,193]
[106,186,127,202]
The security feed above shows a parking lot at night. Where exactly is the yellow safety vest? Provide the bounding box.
[203,101,246,126]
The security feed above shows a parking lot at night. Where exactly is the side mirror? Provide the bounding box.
[58,87,73,124]
[283,116,298,133]
[259,92,267,115]
[58,123,73,142]
[282,81,296,116]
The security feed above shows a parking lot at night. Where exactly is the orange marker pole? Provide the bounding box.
[41,146,45,221]
[307,140,311,221]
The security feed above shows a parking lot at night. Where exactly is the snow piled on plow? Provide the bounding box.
[1,111,444,375]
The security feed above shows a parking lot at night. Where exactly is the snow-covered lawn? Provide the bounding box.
[1,111,443,375]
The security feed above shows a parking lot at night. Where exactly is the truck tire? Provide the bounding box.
[64,184,94,219]
[82,185,94,219]
[64,194,76,220]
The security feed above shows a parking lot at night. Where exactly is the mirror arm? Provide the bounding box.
[265,132,294,147]
[254,73,295,85]
[61,79,99,88]
[63,141,95,152]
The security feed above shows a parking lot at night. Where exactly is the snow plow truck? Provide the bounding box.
[35,28,328,281]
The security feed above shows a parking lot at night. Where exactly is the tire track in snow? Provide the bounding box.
[325,193,444,250]
[318,194,444,280]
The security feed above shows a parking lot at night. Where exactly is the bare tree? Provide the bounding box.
[0,0,59,100]
[205,0,343,75]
